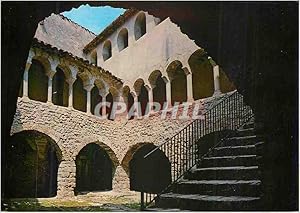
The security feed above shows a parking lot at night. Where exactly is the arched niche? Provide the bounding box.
[117,28,129,51]
[134,12,146,40]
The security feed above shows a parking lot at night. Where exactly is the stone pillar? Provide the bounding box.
[213,65,221,96]
[101,94,107,117]
[147,87,153,112]
[67,78,76,108]
[84,84,94,115]
[47,71,56,103]
[112,165,130,192]
[165,78,172,108]
[186,73,194,102]
[133,93,141,118]
[23,62,32,98]
[56,160,76,198]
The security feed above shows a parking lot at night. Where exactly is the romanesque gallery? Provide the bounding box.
[6,8,268,210]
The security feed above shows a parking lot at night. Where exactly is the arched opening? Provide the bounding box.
[128,143,171,193]
[73,76,87,112]
[117,28,128,51]
[167,61,187,105]
[138,85,149,116]
[52,67,69,107]
[149,70,166,110]
[188,50,214,99]
[134,79,149,116]
[188,50,236,100]
[5,130,61,198]
[102,40,112,61]
[91,86,102,115]
[90,50,97,66]
[134,12,146,40]
[75,143,113,194]
[28,59,48,102]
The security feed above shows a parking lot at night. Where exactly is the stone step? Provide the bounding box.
[198,155,257,167]
[236,128,255,137]
[209,145,256,157]
[242,122,255,129]
[222,135,259,146]
[156,193,260,210]
[173,179,261,197]
[185,166,260,180]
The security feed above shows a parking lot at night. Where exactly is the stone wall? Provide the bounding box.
[11,92,234,198]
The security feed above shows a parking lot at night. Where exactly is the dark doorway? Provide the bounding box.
[52,67,69,107]
[73,76,87,112]
[75,143,113,194]
[28,59,48,102]
[129,144,171,193]
[138,85,149,116]
[5,130,60,198]
[153,76,167,110]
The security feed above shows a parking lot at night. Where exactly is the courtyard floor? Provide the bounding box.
[2,191,140,211]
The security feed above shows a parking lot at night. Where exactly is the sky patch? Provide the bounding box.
[62,5,125,34]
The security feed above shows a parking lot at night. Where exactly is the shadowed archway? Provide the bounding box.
[75,143,113,194]
[5,130,62,198]
[126,143,171,193]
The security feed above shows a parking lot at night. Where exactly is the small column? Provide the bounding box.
[165,79,172,108]
[213,65,221,96]
[133,93,141,118]
[67,78,76,108]
[147,87,153,112]
[23,62,32,98]
[47,71,56,103]
[101,94,107,117]
[84,84,94,115]
[186,73,194,102]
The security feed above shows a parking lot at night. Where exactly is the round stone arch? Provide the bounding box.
[31,54,51,74]
[166,60,188,105]
[10,124,64,160]
[73,136,119,169]
[121,142,171,193]
[6,129,63,198]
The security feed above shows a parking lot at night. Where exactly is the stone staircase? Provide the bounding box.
[152,121,263,211]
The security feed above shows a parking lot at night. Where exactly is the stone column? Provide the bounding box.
[67,78,76,108]
[101,94,107,117]
[133,93,141,118]
[56,160,76,198]
[112,165,130,192]
[147,87,153,112]
[47,71,56,103]
[186,73,194,102]
[23,62,32,98]
[165,78,172,108]
[213,65,221,96]
[84,84,94,115]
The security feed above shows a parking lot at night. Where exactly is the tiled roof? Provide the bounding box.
[32,38,123,84]
[34,13,96,59]
[83,8,138,54]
